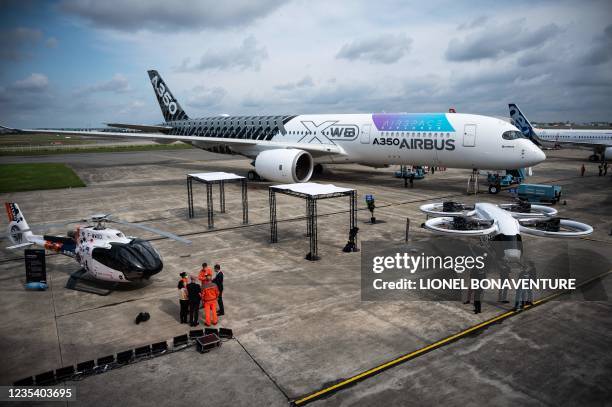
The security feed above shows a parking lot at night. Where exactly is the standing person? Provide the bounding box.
[604,162,609,176]
[409,173,415,188]
[213,264,224,316]
[187,275,202,326]
[198,262,213,285]
[525,261,537,306]
[580,164,586,177]
[472,266,486,314]
[497,264,510,304]
[201,275,220,326]
[514,265,530,312]
[177,272,189,324]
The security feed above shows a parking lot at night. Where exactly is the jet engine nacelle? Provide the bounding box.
[605,147,612,161]
[255,149,314,183]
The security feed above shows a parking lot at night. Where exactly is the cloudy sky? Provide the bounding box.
[1,0,611,128]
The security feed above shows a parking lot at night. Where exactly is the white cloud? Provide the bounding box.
[446,19,561,62]
[186,86,227,110]
[336,33,412,64]
[176,36,267,72]
[275,76,314,91]
[74,74,131,96]
[59,0,289,31]
[0,27,42,60]
[11,73,49,92]
[45,37,59,48]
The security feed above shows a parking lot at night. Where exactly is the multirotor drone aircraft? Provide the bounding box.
[420,201,593,261]
[5,203,191,283]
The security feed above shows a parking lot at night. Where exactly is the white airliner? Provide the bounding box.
[1,71,545,183]
[509,103,612,162]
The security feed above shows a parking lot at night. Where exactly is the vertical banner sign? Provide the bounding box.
[24,249,46,283]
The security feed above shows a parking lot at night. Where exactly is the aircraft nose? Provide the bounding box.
[525,144,546,166]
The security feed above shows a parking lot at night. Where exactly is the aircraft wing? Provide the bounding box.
[0,125,345,156]
[105,123,173,133]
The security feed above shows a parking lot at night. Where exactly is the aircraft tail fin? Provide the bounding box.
[147,70,189,122]
[5,203,33,245]
[509,103,542,146]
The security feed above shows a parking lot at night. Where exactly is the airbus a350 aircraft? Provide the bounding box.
[1,71,545,183]
[509,103,612,162]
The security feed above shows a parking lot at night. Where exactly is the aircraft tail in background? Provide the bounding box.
[509,103,542,146]
[147,70,189,122]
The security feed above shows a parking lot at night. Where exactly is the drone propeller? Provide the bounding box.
[498,202,558,219]
[420,201,475,217]
[106,216,191,244]
[518,217,593,238]
[424,216,497,236]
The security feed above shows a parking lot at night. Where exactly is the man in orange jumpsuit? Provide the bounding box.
[198,262,213,285]
[201,274,220,326]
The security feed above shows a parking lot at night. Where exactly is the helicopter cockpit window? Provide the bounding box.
[92,239,161,275]
[116,232,124,238]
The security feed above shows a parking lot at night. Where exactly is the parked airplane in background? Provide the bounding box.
[509,103,612,162]
[0,71,545,184]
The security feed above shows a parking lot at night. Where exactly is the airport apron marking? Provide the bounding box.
[292,269,612,406]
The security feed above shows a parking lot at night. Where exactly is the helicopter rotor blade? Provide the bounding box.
[107,218,191,244]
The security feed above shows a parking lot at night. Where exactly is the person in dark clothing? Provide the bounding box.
[213,264,224,316]
[186,275,202,326]
[580,164,586,177]
[604,162,609,176]
[473,267,486,314]
[409,173,415,188]
[177,272,189,324]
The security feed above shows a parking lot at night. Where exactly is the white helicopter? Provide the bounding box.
[5,202,191,283]
[419,200,593,261]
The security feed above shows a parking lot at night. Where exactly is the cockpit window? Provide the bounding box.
[92,239,162,275]
[502,130,524,140]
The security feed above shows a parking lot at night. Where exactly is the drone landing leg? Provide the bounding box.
[66,269,113,296]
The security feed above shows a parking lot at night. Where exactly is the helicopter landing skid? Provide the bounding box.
[66,269,114,296]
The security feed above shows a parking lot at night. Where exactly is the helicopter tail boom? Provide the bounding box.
[5,203,35,246]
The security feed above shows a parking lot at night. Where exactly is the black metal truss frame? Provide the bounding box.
[187,175,248,229]
[269,187,357,261]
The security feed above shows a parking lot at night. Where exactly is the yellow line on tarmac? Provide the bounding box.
[292,269,612,406]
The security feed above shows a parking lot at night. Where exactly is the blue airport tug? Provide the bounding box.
[394,166,426,180]
[516,184,562,205]
[487,168,526,194]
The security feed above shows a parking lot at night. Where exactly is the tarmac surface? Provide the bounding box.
[0,147,610,406]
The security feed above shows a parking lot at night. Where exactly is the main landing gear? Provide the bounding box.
[247,170,262,181]
[589,154,600,162]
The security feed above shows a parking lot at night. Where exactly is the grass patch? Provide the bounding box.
[0,133,96,146]
[0,163,86,193]
[0,142,194,156]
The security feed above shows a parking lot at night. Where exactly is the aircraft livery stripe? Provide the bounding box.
[168,115,296,141]
[372,113,455,132]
